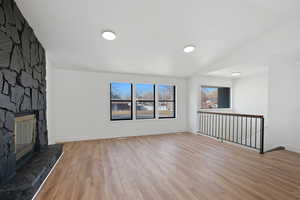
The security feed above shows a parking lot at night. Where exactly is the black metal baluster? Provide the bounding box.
[203,113,205,134]
[255,118,257,149]
[241,117,243,145]
[236,116,239,143]
[199,113,201,133]
[225,115,227,141]
[206,113,208,135]
[202,113,204,134]
[260,117,265,154]
[229,115,231,142]
[210,114,212,136]
[221,115,224,142]
[200,113,203,133]
[245,117,248,146]
[207,114,209,136]
[218,114,220,139]
[212,114,214,137]
[250,117,253,148]
[203,113,206,134]
[232,116,235,142]
[215,114,217,138]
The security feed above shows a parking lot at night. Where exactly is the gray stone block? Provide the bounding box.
[13,4,24,31]
[0,73,3,91]
[32,88,38,110]
[3,0,15,25]
[0,131,4,158]
[21,95,32,111]
[39,110,44,120]
[2,69,17,85]
[4,112,14,131]
[0,7,4,25]
[19,71,38,88]
[30,43,39,66]
[2,81,9,95]
[11,85,24,104]
[0,110,5,126]
[33,69,42,83]
[6,24,20,43]
[10,46,24,73]
[0,31,13,68]
[38,92,45,109]
[0,94,15,112]
[25,88,31,96]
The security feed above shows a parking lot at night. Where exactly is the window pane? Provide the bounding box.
[111,82,132,100]
[158,85,175,100]
[136,84,154,100]
[158,102,175,118]
[218,88,231,108]
[111,102,132,120]
[201,87,218,109]
[201,87,230,109]
[136,102,154,119]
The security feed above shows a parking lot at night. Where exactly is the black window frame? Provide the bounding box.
[135,84,156,120]
[158,85,176,119]
[110,83,133,121]
[200,86,231,109]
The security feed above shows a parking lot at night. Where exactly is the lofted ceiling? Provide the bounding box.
[16,0,300,77]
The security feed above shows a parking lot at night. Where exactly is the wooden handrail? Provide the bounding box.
[197,111,264,118]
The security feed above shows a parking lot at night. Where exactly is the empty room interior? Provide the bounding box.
[1,0,300,199]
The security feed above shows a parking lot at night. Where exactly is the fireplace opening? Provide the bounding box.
[14,113,37,168]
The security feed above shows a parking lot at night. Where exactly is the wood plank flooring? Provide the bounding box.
[36,133,300,200]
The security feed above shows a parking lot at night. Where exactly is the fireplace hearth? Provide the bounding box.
[0,144,63,200]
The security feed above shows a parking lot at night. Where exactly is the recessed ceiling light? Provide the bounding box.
[232,72,241,77]
[102,31,116,40]
[183,45,195,53]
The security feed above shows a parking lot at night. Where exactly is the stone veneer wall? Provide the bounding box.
[0,0,47,183]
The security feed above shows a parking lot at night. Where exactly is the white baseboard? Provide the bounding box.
[286,145,300,153]
[55,130,189,143]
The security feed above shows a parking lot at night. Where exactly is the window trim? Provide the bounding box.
[135,84,156,120]
[158,85,176,119]
[110,83,133,121]
[200,85,231,110]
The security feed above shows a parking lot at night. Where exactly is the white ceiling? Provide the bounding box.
[206,65,268,79]
[16,0,300,77]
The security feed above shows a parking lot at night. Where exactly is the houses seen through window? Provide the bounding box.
[201,86,231,109]
[110,83,176,120]
[158,85,176,118]
[110,82,132,120]
[136,84,155,119]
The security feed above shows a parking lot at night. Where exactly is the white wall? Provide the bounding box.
[233,72,269,117]
[46,56,55,144]
[49,68,188,143]
[268,62,300,153]
[188,76,232,133]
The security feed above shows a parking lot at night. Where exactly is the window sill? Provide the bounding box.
[110,117,178,122]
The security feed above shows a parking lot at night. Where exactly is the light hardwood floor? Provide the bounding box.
[36,133,300,200]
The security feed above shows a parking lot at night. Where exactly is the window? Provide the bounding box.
[201,86,231,109]
[136,84,155,119]
[158,85,176,118]
[110,82,132,120]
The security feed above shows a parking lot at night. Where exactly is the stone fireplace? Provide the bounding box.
[0,3,62,198]
[0,0,62,200]
[0,0,48,184]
